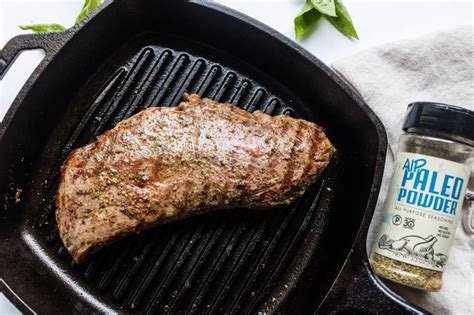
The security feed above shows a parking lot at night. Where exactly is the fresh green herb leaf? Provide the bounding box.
[310,0,337,17]
[19,24,66,33]
[324,0,359,39]
[75,0,101,23]
[294,0,322,38]
[19,0,101,33]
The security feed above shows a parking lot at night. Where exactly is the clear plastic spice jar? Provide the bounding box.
[369,102,474,290]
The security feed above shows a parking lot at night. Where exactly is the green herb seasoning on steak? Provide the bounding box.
[56,93,335,263]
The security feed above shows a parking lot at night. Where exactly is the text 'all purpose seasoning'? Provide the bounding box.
[369,102,474,290]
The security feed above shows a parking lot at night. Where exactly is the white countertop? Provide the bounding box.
[0,0,472,313]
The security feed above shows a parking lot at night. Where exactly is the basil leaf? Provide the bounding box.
[75,0,101,23]
[19,24,66,33]
[18,0,101,33]
[294,1,322,38]
[310,0,337,17]
[325,0,359,39]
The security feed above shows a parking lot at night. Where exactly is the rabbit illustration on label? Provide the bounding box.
[378,234,448,268]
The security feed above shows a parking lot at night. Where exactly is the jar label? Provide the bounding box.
[373,152,469,271]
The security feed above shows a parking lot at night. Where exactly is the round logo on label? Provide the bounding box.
[392,215,402,226]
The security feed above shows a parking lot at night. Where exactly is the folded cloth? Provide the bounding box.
[332,26,473,314]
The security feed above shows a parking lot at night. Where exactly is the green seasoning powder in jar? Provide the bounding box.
[369,102,474,290]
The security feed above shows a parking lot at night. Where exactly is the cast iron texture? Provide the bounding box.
[0,1,427,314]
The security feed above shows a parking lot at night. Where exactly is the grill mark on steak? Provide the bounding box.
[240,115,288,204]
[56,93,335,262]
[277,120,303,204]
[287,122,313,192]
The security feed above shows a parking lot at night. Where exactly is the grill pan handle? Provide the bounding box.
[0,0,113,80]
[318,247,429,314]
[0,31,69,80]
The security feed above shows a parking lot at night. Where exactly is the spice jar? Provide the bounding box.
[370,102,473,290]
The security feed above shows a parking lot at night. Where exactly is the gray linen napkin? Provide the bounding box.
[332,26,473,314]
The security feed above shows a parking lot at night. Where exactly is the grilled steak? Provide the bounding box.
[56,93,335,263]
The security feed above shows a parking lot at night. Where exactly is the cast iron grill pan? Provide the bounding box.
[0,1,426,314]
[32,35,339,314]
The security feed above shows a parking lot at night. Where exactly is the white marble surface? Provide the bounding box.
[0,0,472,313]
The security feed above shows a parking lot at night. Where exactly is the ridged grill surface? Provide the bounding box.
[35,44,326,314]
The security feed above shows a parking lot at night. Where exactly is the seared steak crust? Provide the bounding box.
[56,93,335,262]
